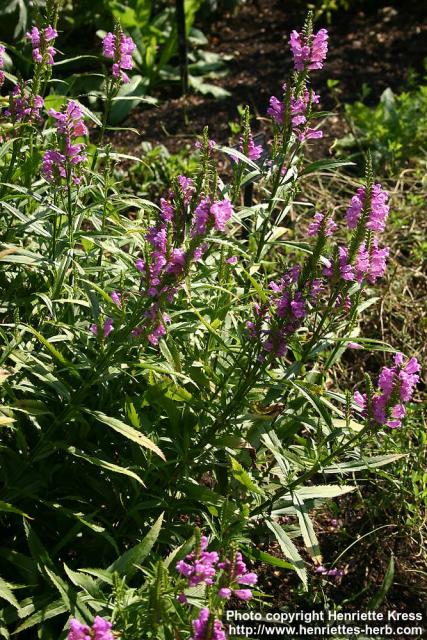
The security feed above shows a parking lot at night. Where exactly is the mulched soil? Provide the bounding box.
[111,0,427,154]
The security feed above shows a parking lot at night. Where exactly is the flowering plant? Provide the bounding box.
[0,6,421,639]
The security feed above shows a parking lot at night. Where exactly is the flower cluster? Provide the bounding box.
[42,101,88,184]
[354,353,420,428]
[247,265,317,360]
[68,616,114,640]
[322,184,390,286]
[102,30,136,84]
[217,551,258,601]
[0,45,5,88]
[190,608,226,640]
[289,28,328,72]
[234,132,263,162]
[133,178,233,344]
[5,83,44,123]
[176,535,219,587]
[267,87,322,141]
[26,25,57,65]
[176,535,258,603]
[346,183,390,233]
[307,212,337,237]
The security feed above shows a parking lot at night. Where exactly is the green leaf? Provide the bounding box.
[301,159,356,175]
[0,577,19,610]
[266,521,307,589]
[67,446,146,487]
[323,454,406,474]
[108,512,163,579]
[292,493,322,563]
[13,599,68,634]
[85,410,165,460]
[0,501,31,519]
[230,457,264,495]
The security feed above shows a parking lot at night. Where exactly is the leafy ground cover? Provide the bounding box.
[0,1,425,638]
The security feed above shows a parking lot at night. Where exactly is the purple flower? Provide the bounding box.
[90,318,113,338]
[267,96,284,124]
[210,199,234,232]
[323,247,354,281]
[102,30,136,84]
[68,619,91,640]
[5,83,44,123]
[307,212,337,237]
[111,291,121,307]
[355,353,420,428]
[268,87,322,141]
[227,256,238,265]
[289,28,328,72]
[177,592,188,604]
[26,25,57,65]
[234,588,253,601]
[43,101,87,184]
[346,184,389,233]
[218,587,232,599]
[176,536,219,587]
[355,239,389,284]
[178,175,195,205]
[92,616,114,640]
[191,197,211,237]
[190,608,210,640]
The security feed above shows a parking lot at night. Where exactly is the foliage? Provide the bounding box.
[333,78,427,172]
[0,6,422,638]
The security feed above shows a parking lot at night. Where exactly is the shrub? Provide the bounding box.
[0,6,420,638]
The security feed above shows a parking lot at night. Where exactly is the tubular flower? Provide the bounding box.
[176,535,219,587]
[217,551,258,600]
[289,28,328,72]
[132,178,233,344]
[5,83,44,123]
[43,101,87,184]
[345,183,390,233]
[68,617,114,640]
[90,318,113,338]
[247,266,313,361]
[267,87,322,141]
[354,353,420,428]
[26,25,57,65]
[354,239,389,284]
[102,30,136,84]
[307,212,337,237]
[190,608,226,640]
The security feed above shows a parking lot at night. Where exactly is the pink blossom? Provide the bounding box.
[103,30,136,84]
[289,28,328,72]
